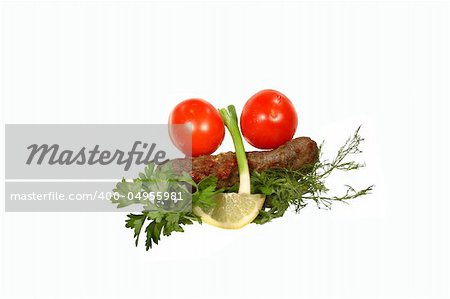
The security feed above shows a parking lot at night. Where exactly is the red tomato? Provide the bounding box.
[169,98,225,157]
[240,89,298,149]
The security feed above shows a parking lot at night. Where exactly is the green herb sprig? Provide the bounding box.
[252,126,373,224]
[112,164,220,250]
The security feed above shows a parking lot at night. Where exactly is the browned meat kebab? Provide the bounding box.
[169,137,319,188]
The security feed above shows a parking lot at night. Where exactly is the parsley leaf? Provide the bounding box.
[125,213,146,246]
[114,163,218,250]
[192,176,223,209]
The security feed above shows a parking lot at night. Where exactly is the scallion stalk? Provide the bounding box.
[218,105,251,194]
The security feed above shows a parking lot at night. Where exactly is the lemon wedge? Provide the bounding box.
[193,193,265,229]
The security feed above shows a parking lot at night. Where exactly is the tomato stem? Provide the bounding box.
[218,105,251,194]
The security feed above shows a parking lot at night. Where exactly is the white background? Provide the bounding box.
[0,1,449,298]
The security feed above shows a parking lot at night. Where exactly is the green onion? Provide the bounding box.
[218,105,251,194]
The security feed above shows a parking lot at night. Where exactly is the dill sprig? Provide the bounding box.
[252,126,374,224]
